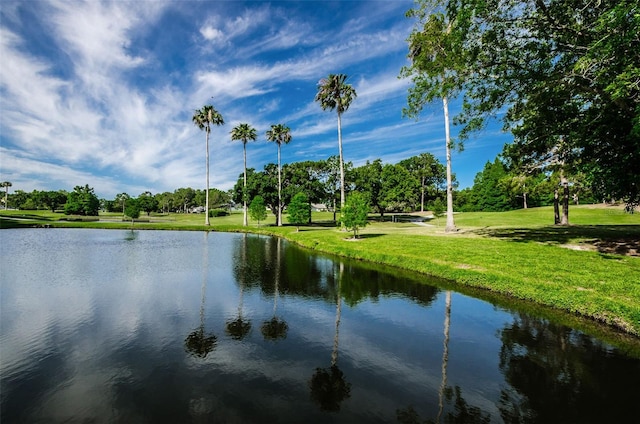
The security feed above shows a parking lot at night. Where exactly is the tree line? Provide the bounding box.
[3,150,612,220]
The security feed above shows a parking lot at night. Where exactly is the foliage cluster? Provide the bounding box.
[403,0,640,207]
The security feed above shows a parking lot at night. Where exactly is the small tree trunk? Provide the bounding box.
[554,189,560,224]
[421,177,426,212]
[561,176,569,225]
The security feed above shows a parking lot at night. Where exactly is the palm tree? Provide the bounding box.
[265,124,292,226]
[1,181,11,210]
[192,104,224,226]
[314,74,357,221]
[231,123,258,226]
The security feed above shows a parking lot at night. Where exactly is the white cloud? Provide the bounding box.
[200,25,224,42]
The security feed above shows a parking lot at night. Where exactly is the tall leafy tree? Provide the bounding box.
[315,74,357,220]
[401,3,469,232]
[231,123,258,226]
[266,124,292,226]
[418,0,640,210]
[192,104,224,225]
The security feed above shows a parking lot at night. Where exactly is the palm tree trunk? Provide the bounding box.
[337,112,346,229]
[443,96,456,232]
[277,143,283,226]
[205,127,211,226]
[243,144,248,226]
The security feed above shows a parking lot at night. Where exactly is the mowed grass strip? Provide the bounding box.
[2,205,639,337]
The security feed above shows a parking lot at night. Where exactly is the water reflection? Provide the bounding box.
[1,229,638,423]
[310,262,351,412]
[261,238,288,341]
[226,234,252,340]
[185,233,217,358]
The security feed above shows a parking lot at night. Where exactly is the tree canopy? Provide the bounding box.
[404,0,640,207]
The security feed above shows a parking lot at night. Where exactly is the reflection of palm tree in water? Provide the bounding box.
[262,238,288,340]
[185,233,217,358]
[309,261,351,411]
[436,291,451,424]
[397,291,490,424]
[227,234,252,340]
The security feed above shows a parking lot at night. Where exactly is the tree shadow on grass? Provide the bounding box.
[356,233,385,239]
[471,225,640,256]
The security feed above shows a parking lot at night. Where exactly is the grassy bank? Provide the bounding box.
[2,205,639,341]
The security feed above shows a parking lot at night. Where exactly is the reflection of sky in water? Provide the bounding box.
[1,229,638,423]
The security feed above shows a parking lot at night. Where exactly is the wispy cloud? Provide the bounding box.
[0,0,504,198]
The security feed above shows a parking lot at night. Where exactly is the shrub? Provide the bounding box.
[209,209,229,217]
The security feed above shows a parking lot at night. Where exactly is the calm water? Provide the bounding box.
[1,229,638,423]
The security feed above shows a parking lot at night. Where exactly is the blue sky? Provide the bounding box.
[0,0,511,199]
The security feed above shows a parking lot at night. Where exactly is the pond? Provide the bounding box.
[1,229,638,423]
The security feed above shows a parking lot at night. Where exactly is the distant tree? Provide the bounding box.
[381,164,420,212]
[352,159,384,217]
[266,124,292,226]
[8,190,28,210]
[249,195,267,226]
[472,159,511,212]
[399,153,445,212]
[208,188,231,209]
[231,123,258,226]
[282,161,326,224]
[64,185,100,216]
[192,104,224,225]
[1,181,11,209]
[341,191,370,239]
[315,74,357,219]
[138,191,158,216]
[317,156,344,222]
[124,198,141,226]
[156,192,174,213]
[287,192,311,231]
[39,190,67,212]
[114,193,129,216]
[174,187,196,213]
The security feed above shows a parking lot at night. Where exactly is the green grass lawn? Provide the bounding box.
[2,205,639,344]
